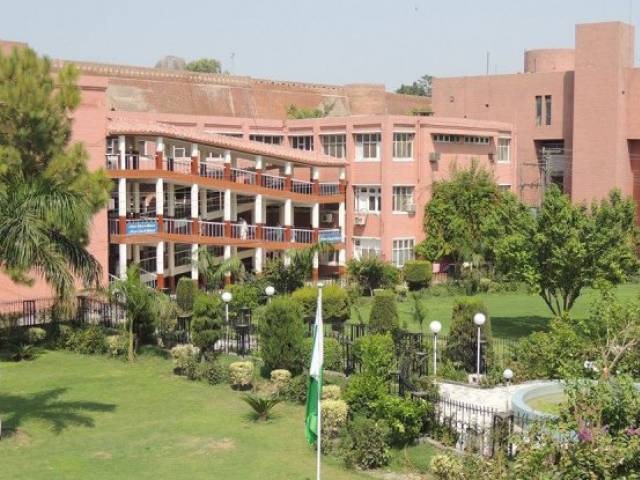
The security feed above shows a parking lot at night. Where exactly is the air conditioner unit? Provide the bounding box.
[405,204,416,216]
[354,214,366,226]
[429,152,441,162]
[321,213,334,223]
[488,153,495,162]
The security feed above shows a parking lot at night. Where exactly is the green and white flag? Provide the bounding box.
[304,284,324,446]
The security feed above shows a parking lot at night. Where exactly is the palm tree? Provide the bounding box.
[108,264,154,362]
[241,393,282,422]
[194,247,245,290]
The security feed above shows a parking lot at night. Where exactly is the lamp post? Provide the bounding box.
[265,285,275,303]
[429,320,442,378]
[473,312,486,380]
[222,291,233,353]
[503,368,513,386]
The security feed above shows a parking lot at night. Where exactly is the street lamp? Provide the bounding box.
[222,291,233,353]
[503,368,514,386]
[265,285,275,303]
[429,320,442,377]
[473,312,486,380]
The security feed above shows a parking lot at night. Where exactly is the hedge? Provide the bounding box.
[403,260,432,290]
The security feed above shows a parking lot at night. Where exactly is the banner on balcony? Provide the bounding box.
[126,220,158,235]
[318,229,342,244]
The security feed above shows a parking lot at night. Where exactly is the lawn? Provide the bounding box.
[0,350,373,480]
[350,283,639,339]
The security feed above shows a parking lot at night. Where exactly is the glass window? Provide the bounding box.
[174,244,192,266]
[393,132,414,159]
[321,134,346,158]
[433,134,461,143]
[545,95,552,126]
[290,135,314,151]
[173,146,187,158]
[354,186,381,213]
[392,239,415,267]
[498,184,512,192]
[249,134,283,145]
[463,136,490,145]
[355,133,381,161]
[497,138,511,163]
[535,96,542,126]
[392,186,415,212]
[353,238,381,259]
[106,137,118,154]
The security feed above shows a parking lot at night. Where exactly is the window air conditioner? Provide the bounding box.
[321,213,334,223]
[354,214,366,226]
[429,152,441,162]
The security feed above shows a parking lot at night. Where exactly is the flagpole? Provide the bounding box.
[316,283,323,480]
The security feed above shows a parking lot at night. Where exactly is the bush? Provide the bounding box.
[302,336,343,372]
[343,374,387,416]
[226,283,260,322]
[353,333,395,379]
[444,297,492,373]
[191,292,224,360]
[430,454,464,480]
[279,374,308,404]
[346,257,400,295]
[258,296,305,374]
[176,277,196,314]
[170,344,200,375]
[229,361,254,389]
[196,360,229,385]
[26,327,46,345]
[106,334,129,357]
[322,399,348,439]
[66,325,107,355]
[342,416,391,469]
[373,395,430,446]
[55,324,74,348]
[292,284,350,326]
[368,290,399,333]
[8,343,34,361]
[270,369,292,391]
[322,384,341,400]
[403,260,432,290]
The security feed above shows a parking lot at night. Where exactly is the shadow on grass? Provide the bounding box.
[491,315,551,338]
[137,345,171,360]
[0,388,116,437]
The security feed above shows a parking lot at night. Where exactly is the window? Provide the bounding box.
[545,95,552,126]
[174,244,192,266]
[535,96,542,126]
[353,238,381,259]
[497,138,511,163]
[392,186,415,212]
[137,140,147,156]
[321,134,346,158]
[249,134,283,145]
[464,136,490,145]
[106,137,118,154]
[290,135,314,151]
[392,239,415,267]
[433,134,461,143]
[355,133,381,161]
[354,186,381,213]
[173,146,187,158]
[498,184,512,192]
[393,132,414,159]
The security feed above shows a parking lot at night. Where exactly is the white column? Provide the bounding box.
[339,248,346,267]
[284,198,293,226]
[313,251,319,270]
[133,182,140,214]
[156,241,164,276]
[255,194,263,224]
[118,179,127,217]
[133,244,140,263]
[312,203,320,229]
[339,167,346,182]
[167,183,175,217]
[191,183,199,219]
[155,179,164,217]
[118,135,126,169]
[255,155,263,171]
[156,136,164,159]
[231,193,238,221]
[284,161,293,176]
[254,247,263,274]
[283,253,291,267]
[224,245,232,260]
[191,243,199,281]
[191,143,199,158]
[311,166,320,181]
[224,189,232,221]
[200,188,207,219]
[118,244,127,279]
[168,242,175,276]
[224,149,232,165]
[338,201,346,241]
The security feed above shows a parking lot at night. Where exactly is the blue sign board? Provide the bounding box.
[126,220,158,235]
[318,229,342,244]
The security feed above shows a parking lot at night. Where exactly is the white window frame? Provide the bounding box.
[354,133,381,161]
[463,136,491,145]
[498,183,512,192]
[392,186,415,213]
[321,134,346,158]
[497,137,511,163]
[392,132,414,160]
[106,137,118,155]
[172,146,187,158]
[353,237,381,260]
[249,134,283,145]
[290,135,314,151]
[354,185,381,213]
[392,238,415,267]
[433,134,461,144]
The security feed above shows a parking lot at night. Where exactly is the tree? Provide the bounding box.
[108,264,155,362]
[396,74,433,96]
[444,297,491,373]
[195,247,245,290]
[190,292,224,361]
[286,102,334,119]
[258,296,305,374]
[495,186,638,315]
[0,46,110,303]
[154,55,186,70]
[368,290,399,333]
[346,257,399,296]
[185,58,222,74]
[263,243,333,294]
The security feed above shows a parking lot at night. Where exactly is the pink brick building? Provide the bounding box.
[6,21,635,300]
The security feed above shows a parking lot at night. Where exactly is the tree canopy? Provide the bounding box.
[395,74,432,96]
[185,58,222,74]
[0,46,110,301]
[286,102,334,119]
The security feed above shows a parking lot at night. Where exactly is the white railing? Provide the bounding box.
[105,154,119,170]
[292,228,314,244]
[168,158,192,174]
[262,226,285,242]
[231,168,257,185]
[200,221,225,237]
[319,183,340,195]
[231,222,256,240]
[199,163,225,180]
[164,218,192,235]
[291,179,313,194]
[261,173,285,190]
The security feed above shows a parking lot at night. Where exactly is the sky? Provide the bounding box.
[1,0,638,90]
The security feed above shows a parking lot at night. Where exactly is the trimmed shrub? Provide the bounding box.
[279,374,308,404]
[26,327,46,345]
[346,257,400,295]
[229,361,254,389]
[191,292,224,360]
[343,373,387,416]
[106,334,129,357]
[403,260,432,290]
[176,277,196,314]
[302,336,343,372]
[368,290,399,333]
[170,344,200,375]
[430,454,464,480]
[270,369,292,391]
[322,399,348,438]
[322,384,341,400]
[373,395,430,446]
[342,416,391,469]
[55,324,74,348]
[196,360,229,385]
[292,284,350,325]
[258,296,305,374]
[66,325,107,355]
[353,333,395,379]
[444,297,492,373]
[227,283,260,322]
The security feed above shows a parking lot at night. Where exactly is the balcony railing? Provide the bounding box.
[164,218,192,235]
[231,168,257,185]
[200,221,225,238]
[261,173,285,190]
[320,183,340,195]
[231,222,257,240]
[292,228,314,244]
[262,226,285,242]
[199,163,225,180]
[291,179,313,194]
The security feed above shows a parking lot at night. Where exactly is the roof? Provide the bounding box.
[107,119,347,167]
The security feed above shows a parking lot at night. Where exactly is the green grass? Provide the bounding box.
[0,350,370,480]
[350,283,639,339]
[527,393,566,416]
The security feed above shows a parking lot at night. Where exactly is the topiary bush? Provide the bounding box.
[258,296,305,374]
[190,292,224,360]
[302,336,343,372]
[176,277,196,315]
[443,297,492,373]
[279,374,308,404]
[270,369,292,391]
[403,260,432,290]
[322,398,348,439]
[229,361,254,389]
[342,416,391,469]
[368,290,399,333]
[26,327,46,345]
[373,395,430,446]
[196,360,229,385]
[170,344,200,375]
[322,384,341,400]
[292,284,350,326]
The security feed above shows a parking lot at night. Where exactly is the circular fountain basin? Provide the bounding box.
[512,381,564,420]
